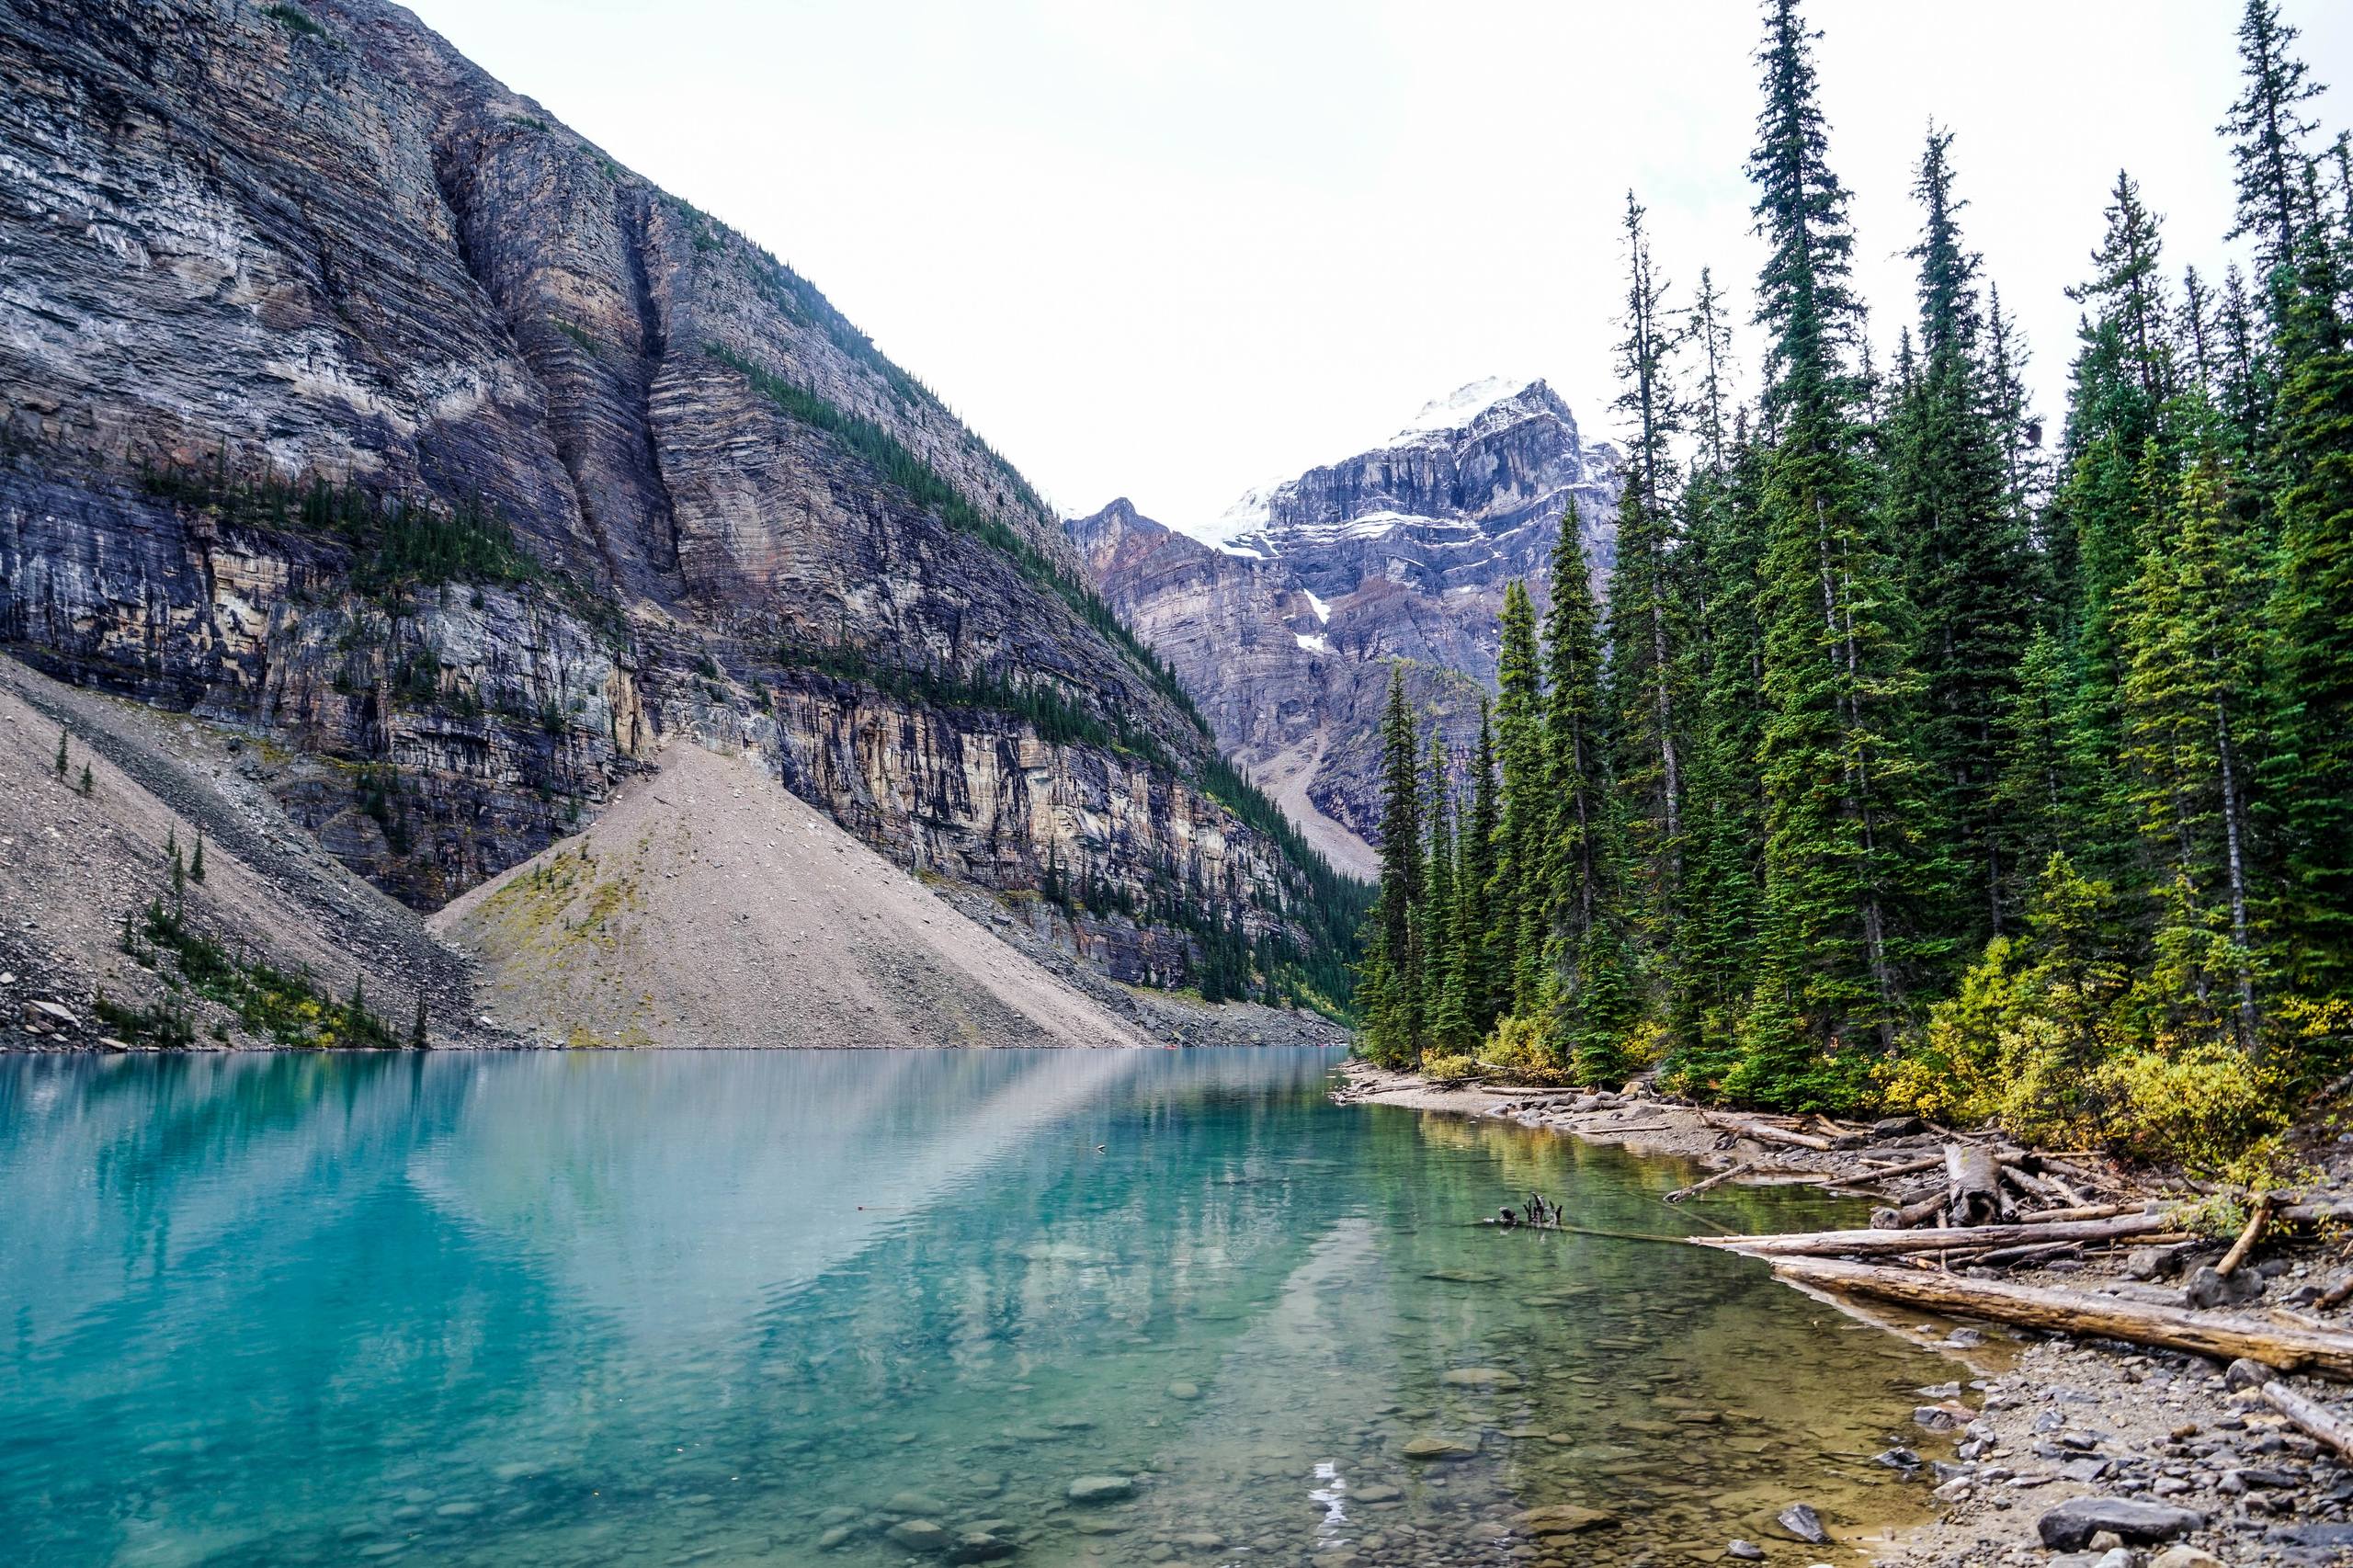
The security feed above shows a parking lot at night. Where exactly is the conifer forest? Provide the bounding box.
[1354,0,2353,1176]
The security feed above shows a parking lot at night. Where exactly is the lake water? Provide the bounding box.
[0,1049,1961,1567]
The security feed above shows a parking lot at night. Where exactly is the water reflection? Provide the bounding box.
[0,1051,1956,1567]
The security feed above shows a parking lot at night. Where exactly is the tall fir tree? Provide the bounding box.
[1606,194,1691,962]
[1458,701,1506,1039]
[1493,580,1548,1015]
[1888,126,2029,940]
[1360,669,1427,1064]
[2118,449,2268,1050]
[1736,0,1938,1099]
[2221,0,2324,280]
[1423,732,1473,1054]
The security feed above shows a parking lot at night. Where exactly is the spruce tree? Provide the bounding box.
[2263,253,2353,994]
[1606,196,1690,958]
[1361,669,1427,1063]
[1458,701,1505,1038]
[1888,126,2028,939]
[1493,581,1547,1015]
[1737,0,1938,1097]
[1424,734,1472,1054]
[1540,516,1635,1079]
[2221,0,2323,278]
[2119,449,2267,1051]
[53,728,67,779]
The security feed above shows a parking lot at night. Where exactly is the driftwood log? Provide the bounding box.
[1946,1142,2006,1226]
[2263,1381,2353,1458]
[1766,1256,2353,1379]
[1698,1210,2182,1258]
[1699,1111,1835,1153]
[2215,1194,2274,1278]
[1665,1163,1758,1203]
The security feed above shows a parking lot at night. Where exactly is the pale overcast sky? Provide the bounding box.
[406,0,2350,531]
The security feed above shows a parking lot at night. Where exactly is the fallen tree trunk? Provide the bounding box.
[1947,1142,2006,1226]
[1696,1210,2184,1258]
[1765,1257,2353,1379]
[1665,1162,1759,1202]
[2216,1194,2273,1278]
[2279,1199,2353,1226]
[1859,1153,1950,1181]
[1699,1112,1835,1153]
[2261,1381,2353,1458]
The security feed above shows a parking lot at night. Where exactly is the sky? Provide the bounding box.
[406,0,2352,533]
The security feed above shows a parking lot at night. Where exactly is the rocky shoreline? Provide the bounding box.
[1334,1062,2353,1568]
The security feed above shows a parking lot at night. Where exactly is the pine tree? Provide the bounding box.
[2263,250,2353,994]
[1493,581,1547,1014]
[190,829,206,885]
[1606,196,1690,959]
[53,728,67,779]
[411,994,429,1050]
[2118,449,2267,1051]
[1360,668,1427,1064]
[2221,0,2323,279]
[1991,627,2090,914]
[1736,0,1937,1098]
[2068,172,2177,411]
[77,763,92,798]
[1424,733,1472,1053]
[1888,126,2028,940]
[1458,701,1504,1038]
[1540,516,1636,1079]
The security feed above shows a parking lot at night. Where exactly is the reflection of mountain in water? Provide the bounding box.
[0,1051,1946,1568]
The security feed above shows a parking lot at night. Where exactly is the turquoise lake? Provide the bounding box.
[0,1049,1960,1567]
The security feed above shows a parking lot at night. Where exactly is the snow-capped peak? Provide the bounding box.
[1384,376,1540,445]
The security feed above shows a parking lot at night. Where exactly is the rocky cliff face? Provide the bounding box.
[0,0,1349,993]
[1069,380,1620,855]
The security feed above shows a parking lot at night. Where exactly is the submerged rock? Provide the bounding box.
[886,1518,950,1553]
[1065,1475,1135,1504]
[1401,1436,1478,1461]
[1776,1503,1828,1544]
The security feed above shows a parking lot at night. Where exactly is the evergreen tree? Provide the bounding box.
[77,763,92,798]
[2118,449,2267,1050]
[1458,701,1505,1038]
[53,728,67,779]
[1888,126,2029,939]
[1540,516,1636,1079]
[2221,0,2324,279]
[411,994,429,1050]
[190,829,206,885]
[1736,0,1938,1099]
[1606,196,1691,957]
[2263,248,2353,994]
[1493,581,1548,1014]
[1424,733,1473,1053]
[1360,669,1427,1063]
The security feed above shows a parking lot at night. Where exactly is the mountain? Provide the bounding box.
[1069,379,1621,860]
[0,0,1362,1024]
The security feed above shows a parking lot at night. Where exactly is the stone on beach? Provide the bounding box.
[2036,1497,2207,1551]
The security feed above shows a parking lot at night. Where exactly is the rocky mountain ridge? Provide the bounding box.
[1069,379,1621,854]
[0,0,1359,1011]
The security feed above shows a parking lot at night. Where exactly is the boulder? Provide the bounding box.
[2183,1265,2264,1309]
[1728,1541,1765,1562]
[2036,1497,2206,1551]
[945,1532,1017,1563]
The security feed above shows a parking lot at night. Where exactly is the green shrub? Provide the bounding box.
[1483,1013,1573,1086]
